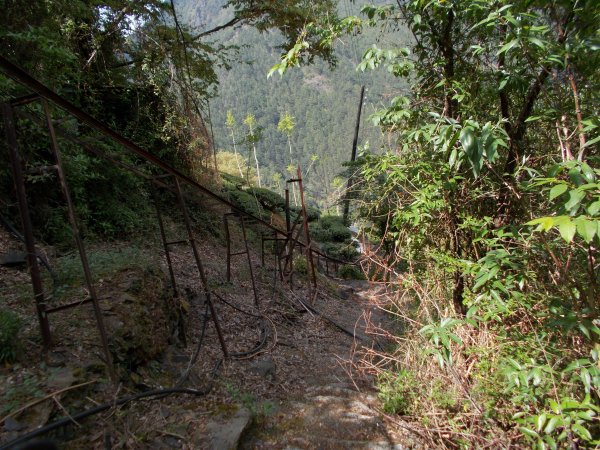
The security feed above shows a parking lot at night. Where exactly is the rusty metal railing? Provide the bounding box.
[0,56,358,378]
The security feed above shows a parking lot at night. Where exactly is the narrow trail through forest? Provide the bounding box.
[0,222,423,449]
[237,279,421,450]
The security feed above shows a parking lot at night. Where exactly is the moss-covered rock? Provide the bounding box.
[104,268,180,370]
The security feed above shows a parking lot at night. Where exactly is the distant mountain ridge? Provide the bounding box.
[175,0,408,208]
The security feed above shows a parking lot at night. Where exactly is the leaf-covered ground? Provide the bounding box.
[0,221,420,449]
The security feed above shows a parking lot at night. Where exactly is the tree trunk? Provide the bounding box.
[253,143,262,187]
[288,136,298,206]
[230,130,244,179]
[438,8,466,315]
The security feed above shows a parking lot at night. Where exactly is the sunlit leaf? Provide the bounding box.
[553,216,576,242]
[572,423,592,441]
[574,217,597,243]
[497,39,520,55]
[544,417,560,434]
[520,427,539,438]
[564,190,585,214]
[549,184,567,201]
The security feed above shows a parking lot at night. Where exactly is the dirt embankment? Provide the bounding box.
[1,224,420,449]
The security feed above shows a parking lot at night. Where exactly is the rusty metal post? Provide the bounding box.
[239,217,260,308]
[2,102,52,349]
[224,214,232,282]
[173,177,228,357]
[285,189,291,235]
[343,85,365,224]
[40,99,116,382]
[151,186,178,295]
[296,166,317,295]
[283,188,294,288]
[223,214,259,307]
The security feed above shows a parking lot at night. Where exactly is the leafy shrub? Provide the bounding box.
[0,309,22,363]
[305,206,321,222]
[311,215,351,243]
[289,205,321,222]
[321,242,358,261]
[245,186,286,211]
[293,255,308,274]
[226,188,267,219]
[337,264,365,280]
[220,172,246,190]
[378,370,418,415]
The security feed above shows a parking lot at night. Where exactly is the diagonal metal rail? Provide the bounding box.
[0,55,279,233]
[0,55,353,268]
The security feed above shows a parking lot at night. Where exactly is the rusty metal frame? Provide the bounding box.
[0,55,351,269]
[280,167,317,295]
[152,175,228,357]
[0,56,358,359]
[224,212,259,308]
[295,166,317,292]
[2,102,52,348]
[2,98,116,382]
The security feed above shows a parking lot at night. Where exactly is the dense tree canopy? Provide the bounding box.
[0,0,340,236]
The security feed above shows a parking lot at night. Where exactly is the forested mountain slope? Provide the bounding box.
[176,0,410,208]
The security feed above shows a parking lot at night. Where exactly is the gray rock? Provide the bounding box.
[0,250,27,267]
[206,407,252,450]
[338,287,354,300]
[4,417,26,432]
[46,367,74,390]
[163,436,181,448]
[249,357,276,381]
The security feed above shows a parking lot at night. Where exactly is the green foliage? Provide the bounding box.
[277,0,600,447]
[220,172,247,189]
[277,112,295,136]
[207,0,403,210]
[527,161,600,244]
[419,318,464,368]
[0,309,22,363]
[218,151,257,185]
[0,372,44,418]
[290,205,321,222]
[49,247,155,301]
[1,0,347,245]
[292,255,307,275]
[310,215,356,261]
[377,370,419,415]
[516,396,600,449]
[311,215,351,243]
[226,187,266,219]
[225,382,275,422]
[320,242,358,261]
[245,187,286,212]
[336,264,365,280]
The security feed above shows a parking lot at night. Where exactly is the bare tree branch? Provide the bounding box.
[192,17,241,41]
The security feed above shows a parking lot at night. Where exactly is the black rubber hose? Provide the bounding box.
[210,291,270,358]
[298,296,386,352]
[0,387,210,450]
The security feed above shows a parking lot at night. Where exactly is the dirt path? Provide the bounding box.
[1,224,422,449]
[236,280,421,449]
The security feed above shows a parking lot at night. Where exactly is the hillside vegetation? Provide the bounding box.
[275,1,599,447]
[176,0,409,209]
[0,0,598,449]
